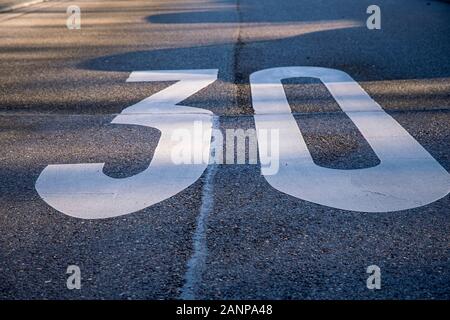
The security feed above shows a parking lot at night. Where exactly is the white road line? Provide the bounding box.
[180,116,220,300]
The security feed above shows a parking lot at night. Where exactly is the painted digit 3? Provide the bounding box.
[36,70,218,219]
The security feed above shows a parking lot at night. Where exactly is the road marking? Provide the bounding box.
[251,66,450,212]
[36,67,449,216]
[180,116,220,300]
[36,69,218,219]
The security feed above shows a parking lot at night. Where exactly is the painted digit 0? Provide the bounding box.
[251,67,449,212]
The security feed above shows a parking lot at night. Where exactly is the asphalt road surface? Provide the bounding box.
[0,0,449,299]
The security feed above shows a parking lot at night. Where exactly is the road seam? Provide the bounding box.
[179,115,220,300]
[180,0,243,298]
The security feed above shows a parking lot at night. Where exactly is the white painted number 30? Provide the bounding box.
[35,67,449,218]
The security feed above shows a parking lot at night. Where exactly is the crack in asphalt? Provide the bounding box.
[179,116,220,300]
[180,0,244,299]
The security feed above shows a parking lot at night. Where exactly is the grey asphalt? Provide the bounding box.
[0,0,449,299]
[0,0,45,12]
